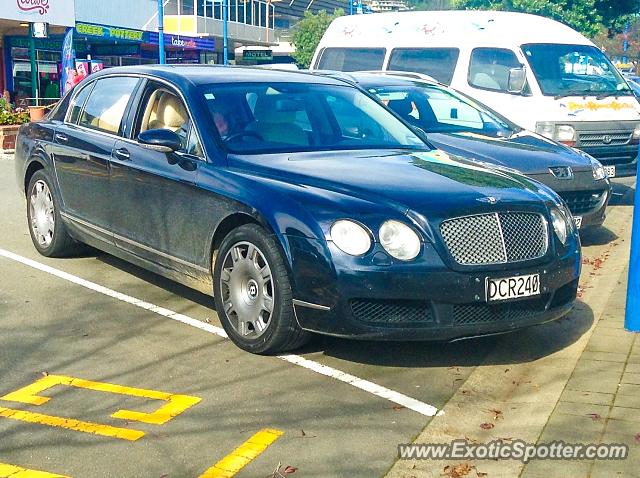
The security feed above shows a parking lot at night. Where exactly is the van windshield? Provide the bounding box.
[522,43,633,98]
[366,82,515,138]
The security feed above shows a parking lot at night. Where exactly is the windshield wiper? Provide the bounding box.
[596,90,634,100]
[554,90,590,100]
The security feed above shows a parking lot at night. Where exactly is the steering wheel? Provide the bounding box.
[222,131,264,142]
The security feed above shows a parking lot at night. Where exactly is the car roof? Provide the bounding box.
[89,64,348,87]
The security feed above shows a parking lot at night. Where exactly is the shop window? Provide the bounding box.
[79,77,139,135]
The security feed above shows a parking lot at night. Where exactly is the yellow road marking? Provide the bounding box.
[0,462,70,478]
[1,375,201,425]
[198,429,283,478]
[0,406,144,441]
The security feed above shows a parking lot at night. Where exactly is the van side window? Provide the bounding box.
[316,48,386,72]
[468,48,521,92]
[388,48,460,85]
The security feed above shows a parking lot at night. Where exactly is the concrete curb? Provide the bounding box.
[385,193,634,478]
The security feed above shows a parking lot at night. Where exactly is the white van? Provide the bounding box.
[311,11,640,177]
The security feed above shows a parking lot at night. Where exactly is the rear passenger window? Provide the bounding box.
[316,48,386,72]
[468,48,521,92]
[388,48,460,85]
[67,83,93,124]
[79,77,139,134]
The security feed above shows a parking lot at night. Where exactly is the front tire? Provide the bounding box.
[213,224,310,354]
[26,169,80,257]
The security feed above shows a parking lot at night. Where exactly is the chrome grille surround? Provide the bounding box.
[440,212,548,265]
[577,130,633,147]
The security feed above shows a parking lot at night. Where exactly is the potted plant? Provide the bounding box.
[0,98,30,153]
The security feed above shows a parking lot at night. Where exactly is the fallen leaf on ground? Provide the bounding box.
[480,422,495,430]
[587,413,602,421]
[634,433,640,443]
[283,466,297,474]
[487,409,503,420]
[442,463,475,477]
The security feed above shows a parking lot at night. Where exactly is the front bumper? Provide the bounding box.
[286,236,581,341]
[529,172,611,229]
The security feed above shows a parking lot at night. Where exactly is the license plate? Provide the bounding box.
[487,273,540,302]
[574,216,582,229]
[604,165,616,178]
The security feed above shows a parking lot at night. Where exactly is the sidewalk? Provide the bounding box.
[387,192,637,478]
[521,265,638,478]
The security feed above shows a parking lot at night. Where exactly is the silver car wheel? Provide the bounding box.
[29,179,55,248]
[219,241,275,338]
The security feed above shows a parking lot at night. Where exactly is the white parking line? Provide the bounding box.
[0,248,440,418]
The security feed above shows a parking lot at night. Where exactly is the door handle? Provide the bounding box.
[54,133,68,143]
[113,148,130,161]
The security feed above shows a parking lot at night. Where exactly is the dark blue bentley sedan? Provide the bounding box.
[15,66,580,354]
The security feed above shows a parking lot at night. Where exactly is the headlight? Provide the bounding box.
[379,220,421,261]
[535,122,576,146]
[633,124,640,140]
[573,148,607,180]
[550,207,569,244]
[556,125,576,145]
[535,121,555,139]
[590,157,606,180]
[330,220,372,256]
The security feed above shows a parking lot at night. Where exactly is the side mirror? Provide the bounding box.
[507,67,526,94]
[138,129,182,153]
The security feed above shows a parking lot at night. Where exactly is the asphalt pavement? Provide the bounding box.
[0,153,635,478]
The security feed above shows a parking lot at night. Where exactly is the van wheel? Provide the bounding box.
[213,224,310,354]
[26,169,79,257]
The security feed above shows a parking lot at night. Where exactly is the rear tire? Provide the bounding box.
[26,169,81,257]
[213,223,310,354]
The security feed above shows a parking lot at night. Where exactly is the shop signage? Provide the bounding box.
[243,50,273,60]
[8,0,75,27]
[146,32,215,51]
[76,22,144,42]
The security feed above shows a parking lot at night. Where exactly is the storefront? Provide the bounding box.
[0,0,75,103]
[3,19,215,103]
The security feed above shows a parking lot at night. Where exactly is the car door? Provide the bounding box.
[109,80,212,279]
[51,76,141,238]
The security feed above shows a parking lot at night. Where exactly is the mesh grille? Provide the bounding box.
[440,213,547,265]
[559,191,605,215]
[499,213,547,262]
[453,296,548,325]
[440,213,505,265]
[350,299,433,325]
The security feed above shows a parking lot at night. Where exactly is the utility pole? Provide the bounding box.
[29,24,38,105]
[223,0,228,65]
[158,0,166,64]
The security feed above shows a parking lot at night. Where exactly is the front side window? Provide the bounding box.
[522,43,633,97]
[388,48,460,85]
[200,82,426,154]
[468,48,521,92]
[316,48,386,72]
[368,83,514,137]
[135,82,204,156]
[79,76,139,134]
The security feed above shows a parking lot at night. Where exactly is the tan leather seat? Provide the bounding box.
[148,92,188,133]
[253,95,308,146]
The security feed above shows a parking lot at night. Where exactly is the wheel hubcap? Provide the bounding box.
[29,180,55,248]
[219,241,274,338]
